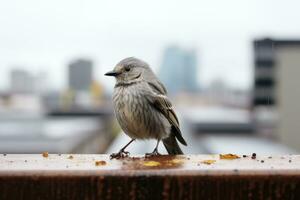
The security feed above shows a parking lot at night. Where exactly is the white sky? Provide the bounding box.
[0,0,300,91]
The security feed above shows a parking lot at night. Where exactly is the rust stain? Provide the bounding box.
[121,155,185,170]
[219,154,240,160]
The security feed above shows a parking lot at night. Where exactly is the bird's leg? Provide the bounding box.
[145,139,161,157]
[110,139,135,159]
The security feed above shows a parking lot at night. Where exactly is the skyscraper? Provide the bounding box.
[68,59,93,92]
[159,46,198,94]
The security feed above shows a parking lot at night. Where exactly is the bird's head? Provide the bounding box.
[105,57,151,83]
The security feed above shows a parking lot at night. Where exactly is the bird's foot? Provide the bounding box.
[145,148,161,158]
[110,150,130,159]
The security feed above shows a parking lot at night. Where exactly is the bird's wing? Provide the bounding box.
[147,80,167,95]
[148,93,187,146]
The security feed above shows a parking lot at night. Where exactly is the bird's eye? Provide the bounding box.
[125,66,131,72]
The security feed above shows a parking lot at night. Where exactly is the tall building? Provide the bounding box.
[10,69,48,94]
[159,46,198,94]
[253,38,300,151]
[10,69,35,93]
[68,59,93,92]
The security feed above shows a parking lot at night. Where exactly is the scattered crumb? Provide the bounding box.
[58,154,62,156]
[251,153,256,159]
[24,160,27,162]
[95,160,107,166]
[68,155,74,159]
[170,159,184,164]
[268,156,272,159]
[3,154,7,156]
[201,160,216,165]
[219,154,240,160]
[261,160,264,163]
[289,160,292,163]
[42,152,49,158]
[142,161,160,167]
[242,155,247,158]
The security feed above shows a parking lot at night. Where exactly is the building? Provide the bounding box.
[253,39,276,106]
[253,38,300,151]
[159,46,198,94]
[10,69,35,93]
[68,59,93,92]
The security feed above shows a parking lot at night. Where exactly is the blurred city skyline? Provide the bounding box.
[1,0,300,91]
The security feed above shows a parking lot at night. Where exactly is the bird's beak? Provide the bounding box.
[104,70,121,77]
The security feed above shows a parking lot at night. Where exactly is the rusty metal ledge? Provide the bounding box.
[0,154,300,200]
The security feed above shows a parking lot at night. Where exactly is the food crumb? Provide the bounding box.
[3,154,7,156]
[68,155,74,159]
[201,160,216,165]
[95,160,107,166]
[289,160,292,163]
[242,155,247,158]
[268,156,272,159]
[261,160,264,163]
[220,154,240,160]
[24,160,27,162]
[42,152,49,158]
[251,153,256,159]
[143,161,160,167]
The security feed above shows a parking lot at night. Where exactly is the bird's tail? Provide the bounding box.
[162,135,184,155]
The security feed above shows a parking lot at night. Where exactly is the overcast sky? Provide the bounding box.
[0,0,299,91]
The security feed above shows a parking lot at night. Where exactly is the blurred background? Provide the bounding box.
[0,0,299,155]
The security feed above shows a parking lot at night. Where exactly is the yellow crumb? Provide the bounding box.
[201,160,216,165]
[95,160,106,166]
[143,161,160,167]
[219,154,240,160]
[42,152,49,158]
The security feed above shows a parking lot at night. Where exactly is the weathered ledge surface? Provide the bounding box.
[0,154,300,200]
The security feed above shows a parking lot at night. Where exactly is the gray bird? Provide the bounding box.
[105,57,187,159]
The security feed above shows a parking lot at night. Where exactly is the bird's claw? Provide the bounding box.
[110,150,130,159]
[145,149,161,158]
